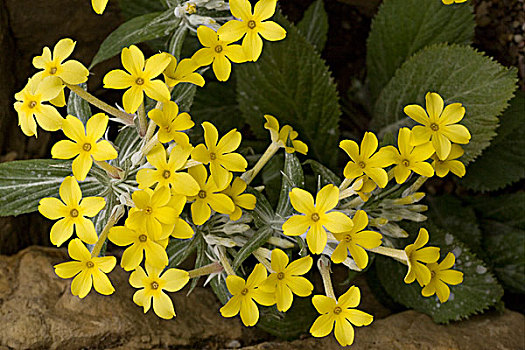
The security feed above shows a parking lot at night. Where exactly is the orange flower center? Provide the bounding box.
[358,161,366,169]
[198,190,207,199]
[138,234,148,242]
[241,288,249,295]
[82,143,92,152]
[86,261,95,268]
[402,159,410,167]
[277,272,285,280]
[135,77,145,85]
[214,45,223,53]
[209,152,217,160]
[431,271,436,278]
[144,206,153,214]
[247,20,256,29]
[430,123,439,131]
[70,209,79,217]
[151,281,159,290]
[162,170,171,179]
[28,101,37,108]
[333,306,342,315]
[50,67,58,74]
[311,213,320,222]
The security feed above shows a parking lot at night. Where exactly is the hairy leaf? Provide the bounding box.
[276,152,305,217]
[296,0,329,51]
[304,159,341,187]
[67,83,91,124]
[232,225,274,271]
[166,235,201,268]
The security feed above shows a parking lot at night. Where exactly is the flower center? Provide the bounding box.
[214,45,223,53]
[165,125,171,133]
[82,143,92,152]
[344,234,352,242]
[151,281,159,290]
[198,190,207,199]
[431,271,436,278]
[135,77,144,85]
[240,288,249,295]
[209,152,217,160]
[144,206,153,214]
[430,123,439,131]
[138,234,148,242]
[247,20,256,29]
[333,306,342,315]
[162,170,171,179]
[402,159,410,167]
[49,67,57,74]
[277,272,285,280]
[70,209,79,217]
[311,213,320,222]
[28,101,37,108]
[358,161,366,169]
[86,261,94,268]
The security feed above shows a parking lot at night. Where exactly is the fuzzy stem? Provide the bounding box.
[339,178,352,191]
[188,262,224,279]
[402,176,428,197]
[318,256,336,299]
[94,160,124,179]
[137,103,147,137]
[368,246,408,264]
[241,142,280,185]
[217,246,235,276]
[91,205,125,257]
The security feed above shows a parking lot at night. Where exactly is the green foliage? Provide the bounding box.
[90,9,180,68]
[172,81,197,112]
[168,25,188,60]
[237,14,341,166]
[0,160,105,217]
[470,192,525,230]
[296,0,329,51]
[462,92,525,191]
[372,44,518,164]
[304,159,341,187]
[232,226,274,271]
[376,225,504,323]
[67,83,91,124]
[114,126,141,166]
[276,152,305,217]
[246,187,275,228]
[166,234,202,268]
[367,0,474,100]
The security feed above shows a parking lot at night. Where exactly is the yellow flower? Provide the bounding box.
[130,265,189,319]
[422,252,464,302]
[221,177,256,221]
[442,0,467,4]
[38,176,105,246]
[264,115,308,154]
[103,45,171,113]
[191,122,248,189]
[310,286,373,347]
[136,143,200,196]
[54,238,116,298]
[14,75,64,137]
[263,249,313,312]
[340,132,393,188]
[187,164,235,225]
[51,113,118,181]
[217,0,286,61]
[108,218,169,271]
[355,175,377,202]
[163,54,205,88]
[148,101,194,145]
[220,264,275,326]
[282,184,353,254]
[432,144,466,178]
[92,0,109,14]
[386,127,435,184]
[128,187,178,240]
[32,38,89,85]
[191,26,247,81]
[404,228,440,286]
[405,92,471,160]
[166,191,195,239]
[331,210,382,268]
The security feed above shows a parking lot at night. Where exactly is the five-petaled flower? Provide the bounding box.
[310,286,373,347]
[217,0,286,62]
[282,184,353,254]
[404,228,440,286]
[331,210,382,269]
[432,144,466,178]
[264,115,308,154]
[130,265,189,319]
[148,101,194,145]
[404,92,471,160]
[103,45,171,113]
[221,177,256,221]
[163,54,205,88]
[54,238,116,298]
[220,264,275,326]
[39,176,105,246]
[422,252,464,303]
[51,113,118,181]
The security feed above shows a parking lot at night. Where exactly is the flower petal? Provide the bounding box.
[310,313,335,337]
[315,184,339,213]
[425,92,444,122]
[71,269,92,298]
[39,197,66,220]
[91,269,115,295]
[306,224,327,254]
[212,54,232,81]
[103,69,133,89]
[289,188,314,214]
[122,45,145,76]
[286,276,313,297]
[253,0,276,21]
[152,291,176,319]
[162,268,189,292]
[226,274,246,295]
[220,295,242,317]
[240,298,259,326]
[271,249,289,273]
[334,317,355,346]
[323,211,353,233]
[53,38,75,63]
[258,21,286,41]
[54,261,83,278]
[282,215,310,236]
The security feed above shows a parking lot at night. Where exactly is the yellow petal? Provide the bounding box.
[72,152,93,181]
[39,197,66,220]
[435,280,451,303]
[51,140,80,159]
[253,0,276,21]
[289,188,315,214]
[240,298,259,326]
[258,21,286,41]
[315,184,339,213]
[246,263,267,289]
[229,0,252,20]
[282,215,311,236]
[129,266,147,288]
[171,218,194,239]
[161,268,189,292]
[62,115,86,142]
[92,0,109,14]
[121,244,144,271]
[425,92,444,122]
[33,46,52,69]
[243,31,263,61]
[103,69,133,89]
[92,140,118,161]
[108,226,136,246]
[217,20,247,43]
[348,244,369,269]
[79,196,105,217]
[440,124,471,144]
[53,38,75,63]
[275,282,293,312]
[71,269,92,298]
[338,285,360,309]
[212,54,232,81]
[93,255,116,273]
[59,60,89,84]
[68,238,91,261]
[35,105,63,131]
[270,249,289,272]
[310,313,335,337]
[411,125,432,145]
[334,318,355,346]
[144,53,170,80]
[86,113,108,141]
[439,103,465,125]
[340,139,360,162]
[60,176,82,205]
[191,200,211,225]
[306,224,327,254]
[286,276,313,297]
[152,291,176,319]
[54,261,83,278]
[331,242,349,264]
[122,45,145,76]
[404,104,429,125]
[345,309,373,326]
[91,269,115,295]
[75,217,98,244]
[219,153,247,172]
[143,79,170,102]
[220,295,242,317]
[122,85,144,114]
[360,132,378,159]
[133,289,152,312]
[323,211,353,233]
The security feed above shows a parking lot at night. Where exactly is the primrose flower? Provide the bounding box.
[432,144,466,178]
[340,132,393,188]
[148,101,194,145]
[386,127,435,184]
[103,45,171,113]
[217,0,286,61]
[51,113,118,181]
[355,175,377,202]
[130,265,189,319]
[187,164,235,225]
[221,177,256,221]
[14,75,63,137]
[404,92,471,160]
[310,286,373,347]
[136,143,200,196]
[163,54,205,87]
[263,249,313,312]
[54,238,116,298]
[264,115,308,154]
[282,184,353,254]
[108,218,169,271]
[32,38,89,85]
[404,228,440,286]
[192,26,247,81]
[128,187,178,240]
[331,210,383,268]
[92,0,109,14]
[167,192,195,239]
[191,122,248,189]
[220,264,275,326]
[38,176,105,246]
[422,252,464,302]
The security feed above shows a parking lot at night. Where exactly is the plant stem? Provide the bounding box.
[137,103,147,137]
[368,246,408,264]
[94,160,124,179]
[91,205,125,257]
[188,262,224,278]
[241,142,279,185]
[318,256,336,299]
[217,246,235,276]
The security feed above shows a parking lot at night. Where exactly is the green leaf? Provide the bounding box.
[114,126,141,166]
[119,0,166,20]
[246,187,275,228]
[90,9,180,68]
[232,225,274,271]
[296,0,329,51]
[172,81,197,112]
[372,44,518,164]
[0,160,105,217]
[376,226,504,323]
[168,25,188,60]
[210,275,229,304]
[67,83,92,124]
[470,192,525,230]
[276,152,304,217]
[367,0,474,100]
[237,14,341,166]
[461,92,525,191]
[304,159,341,187]
[167,235,201,268]
[188,237,207,294]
